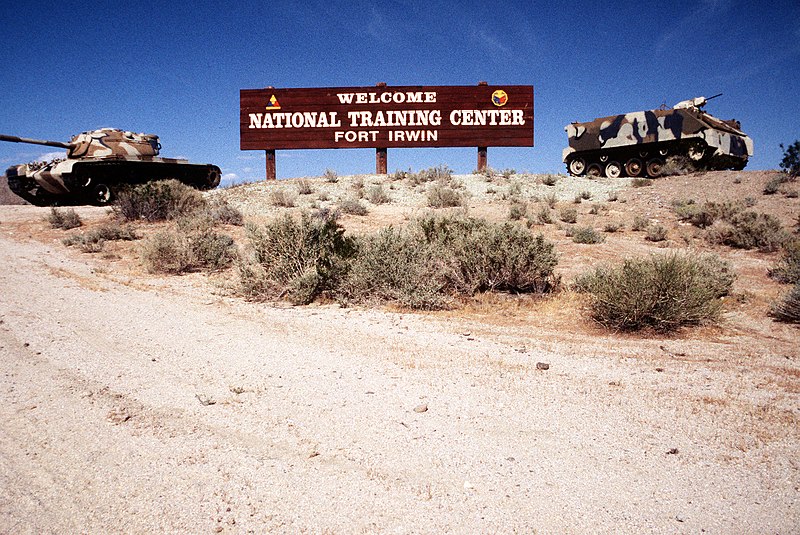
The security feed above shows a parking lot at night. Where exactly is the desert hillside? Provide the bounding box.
[0,169,797,533]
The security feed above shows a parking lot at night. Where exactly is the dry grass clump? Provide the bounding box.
[575,253,734,332]
[339,215,559,309]
[296,179,314,195]
[645,224,668,242]
[47,207,82,230]
[508,200,528,220]
[661,156,695,176]
[408,165,453,187]
[535,205,553,225]
[540,174,558,186]
[114,180,205,222]
[63,222,138,253]
[323,169,338,183]
[631,178,652,188]
[237,211,354,305]
[206,197,244,226]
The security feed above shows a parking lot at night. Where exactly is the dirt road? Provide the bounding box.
[0,206,798,533]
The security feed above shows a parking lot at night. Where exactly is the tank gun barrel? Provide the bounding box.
[0,134,70,149]
[707,93,723,101]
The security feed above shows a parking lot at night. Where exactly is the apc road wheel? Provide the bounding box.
[93,183,113,205]
[568,157,586,176]
[605,161,622,179]
[625,158,643,177]
[646,158,664,178]
[586,163,602,178]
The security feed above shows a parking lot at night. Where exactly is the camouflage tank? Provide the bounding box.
[562,95,753,178]
[1,128,221,205]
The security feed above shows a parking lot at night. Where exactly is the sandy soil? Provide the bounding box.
[0,170,798,533]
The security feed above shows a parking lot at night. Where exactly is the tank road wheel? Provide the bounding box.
[568,157,587,176]
[206,166,222,189]
[605,161,622,179]
[92,183,113,205]
[646,158,664,178]
[625,158,643,177]
[586,163,602,178]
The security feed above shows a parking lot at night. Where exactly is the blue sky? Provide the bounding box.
[1,0,798,184]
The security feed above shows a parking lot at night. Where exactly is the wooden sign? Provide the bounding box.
[240,84,534,178]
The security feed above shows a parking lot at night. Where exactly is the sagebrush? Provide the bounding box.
[114,180,205,222]
[575,253,734,332]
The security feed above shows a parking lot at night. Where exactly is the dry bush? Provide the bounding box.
[114,180,205,222]
[427,184,465,208]
[508,200,527,220]
[769,239,800,284]
[47,207,82,230]
[631,178,652,188]
[536,205,553,224]
[540,174,558,186]
[338,215,559,309]
[323,169,338,183]
[645,224,668,242]
[631,215,650,231]
[270,188,296,208]
[661,156,695,176]
[575,253,734,332]
[604,221,622,233]
[338,197,368,215]
[770,283,800,323]
[296,179,314,195]
[206,197,244,226]
[572,226,605,244]
[559,206,577,224]
[63,222,138,253]
[706,211,787,252]
[366,185,390,205]
[141,225,236,274]
[238,211,355,304]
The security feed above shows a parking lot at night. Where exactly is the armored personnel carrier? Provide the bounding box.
[1,128,221,205]
[562,95,753,178]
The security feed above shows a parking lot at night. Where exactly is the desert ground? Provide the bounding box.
[0,169,798,533]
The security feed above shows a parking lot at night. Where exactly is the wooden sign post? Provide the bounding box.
[241,83,534,180]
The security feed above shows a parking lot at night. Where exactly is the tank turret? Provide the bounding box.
[562,95,753,178]
[2,128,221,205]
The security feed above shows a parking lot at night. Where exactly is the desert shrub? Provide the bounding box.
[607,191,619,202]
[661,156,695,176]
[323,169,338,183]
[770,283,800,323]
[603,221,622,233]
[427,183,465,208]
[508,181,523,196]
[632,215,650,231]
[48,207,82,230]
[502,168,516,179]
[779,141,800,177]
[188,231,237,271]
[631,178,652,188]
[572,226,605,244]
[338,197,368,215]
[544,192,557,208]
[390,169,410,181]
[763,175,782,195]
[366,185,390,205]
[559,206,577,224]
[340,215,558,309]
[409,165,452,186]
[589,204,602,215]
[575,253,734,332]
[238,211,355,304]
[63,222,138,253]
[207,197,244,226]
[114,180,205,222]
[508,200,528,220]
[769,239,800,284]
[706,211,787,252]
[536,205,553,224]
[296,179,314,195]
[270,188,296,208]
[541,174,558,186]
[141,231,193,274]
[645,224,668,242]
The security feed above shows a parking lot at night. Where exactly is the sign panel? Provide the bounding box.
[240,85,534,150]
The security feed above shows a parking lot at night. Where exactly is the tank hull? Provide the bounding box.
[563,104,753,178]
[5,158,221,206]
